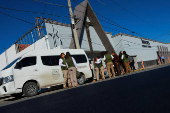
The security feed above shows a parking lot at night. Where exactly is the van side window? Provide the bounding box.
[72,55,87,63]
[41,55,87,66]
[41,56,60,66]
[18,57,36,68]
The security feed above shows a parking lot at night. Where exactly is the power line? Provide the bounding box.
[70,0,149,39]
[0,6,68,17]
[96,0,170,41]
[43,0,48,16]
[72,0,170,41]
[31,0,166,41]
[122,0,158,25]
[75,13,148,39]
[109,0,163,31]
[51,0,56,15]
[31,0,69,8]
[96,0,164,37]
[96,0,142,23]
[0,11,34,24]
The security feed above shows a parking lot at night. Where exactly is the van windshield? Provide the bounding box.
[2,57,21,70]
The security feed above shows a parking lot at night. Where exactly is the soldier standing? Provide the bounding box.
[97,56,105,80]
[104,51,115,78]
[59,53,71,89]
[93,57,100,81]
[65,52,79,87]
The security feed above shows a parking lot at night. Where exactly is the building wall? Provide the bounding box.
[45,23,106,52]
[0,37,49,70]
[1,22,170,70]
[111,35,169,62]
[110,35,124,55]
[45,23,72,49]
[45,23,170,68]
[111,34,170,68]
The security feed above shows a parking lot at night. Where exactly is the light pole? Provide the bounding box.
[67,0,80,49]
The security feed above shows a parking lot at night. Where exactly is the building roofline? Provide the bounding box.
[105,32,112,35]
[111,33,169,44]
[45,20,71,27]
[45,20,169,45]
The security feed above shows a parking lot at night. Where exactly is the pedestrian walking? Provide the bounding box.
[65,52,79,87]
[161,55,165,64]
[97,56,105,80]
[104,51,115,78]
[93,57,100,81]
[112,52,121,75]
[128,56,136,71]
[119,52,126,74]
[122,51,131,74]
[59,53,71,89]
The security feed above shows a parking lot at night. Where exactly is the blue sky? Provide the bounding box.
[0,0,170,54]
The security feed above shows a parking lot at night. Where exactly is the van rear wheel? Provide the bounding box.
[77,75,85,85]
[23,82,38,97]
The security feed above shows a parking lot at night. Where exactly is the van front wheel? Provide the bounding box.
[23,82,38,97]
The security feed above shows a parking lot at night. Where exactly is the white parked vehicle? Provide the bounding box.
[0,49,92,97]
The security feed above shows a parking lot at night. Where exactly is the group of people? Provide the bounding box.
[59,50,135,88]
[93,51,135,81]
[59,52,79,89]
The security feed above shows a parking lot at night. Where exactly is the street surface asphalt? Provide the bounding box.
[1,64,170,113]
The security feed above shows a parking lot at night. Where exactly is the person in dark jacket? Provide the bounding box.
[112,52,121,75]
[128,56,136,71]
[119,51,126,74]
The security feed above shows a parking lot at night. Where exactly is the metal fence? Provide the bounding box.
[15,21,46,53]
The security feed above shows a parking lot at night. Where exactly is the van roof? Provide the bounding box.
[22,49,86,57]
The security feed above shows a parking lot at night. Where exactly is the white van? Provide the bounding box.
[0,49,92,97]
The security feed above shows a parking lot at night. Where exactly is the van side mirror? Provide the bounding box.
[15,62,21,69]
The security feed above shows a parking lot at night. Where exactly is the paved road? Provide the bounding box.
[1,65,170,113]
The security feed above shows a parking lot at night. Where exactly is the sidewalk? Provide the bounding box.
[121,63,170,75]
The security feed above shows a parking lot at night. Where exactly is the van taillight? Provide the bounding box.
[89,64,91,70]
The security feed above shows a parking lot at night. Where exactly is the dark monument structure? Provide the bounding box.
[69,0,115,53]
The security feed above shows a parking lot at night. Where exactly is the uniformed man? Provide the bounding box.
[93,57,100,81]
[104,51,115,78]
[65,52,79,87]
[59,53,72,89]
[96,56,105,80]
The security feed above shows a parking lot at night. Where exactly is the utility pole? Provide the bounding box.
[67,0,80,49]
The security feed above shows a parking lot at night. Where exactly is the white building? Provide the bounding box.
[0,21,169,70]
[45,22,170,69]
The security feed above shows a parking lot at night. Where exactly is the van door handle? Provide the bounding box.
[34,69,38,71]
